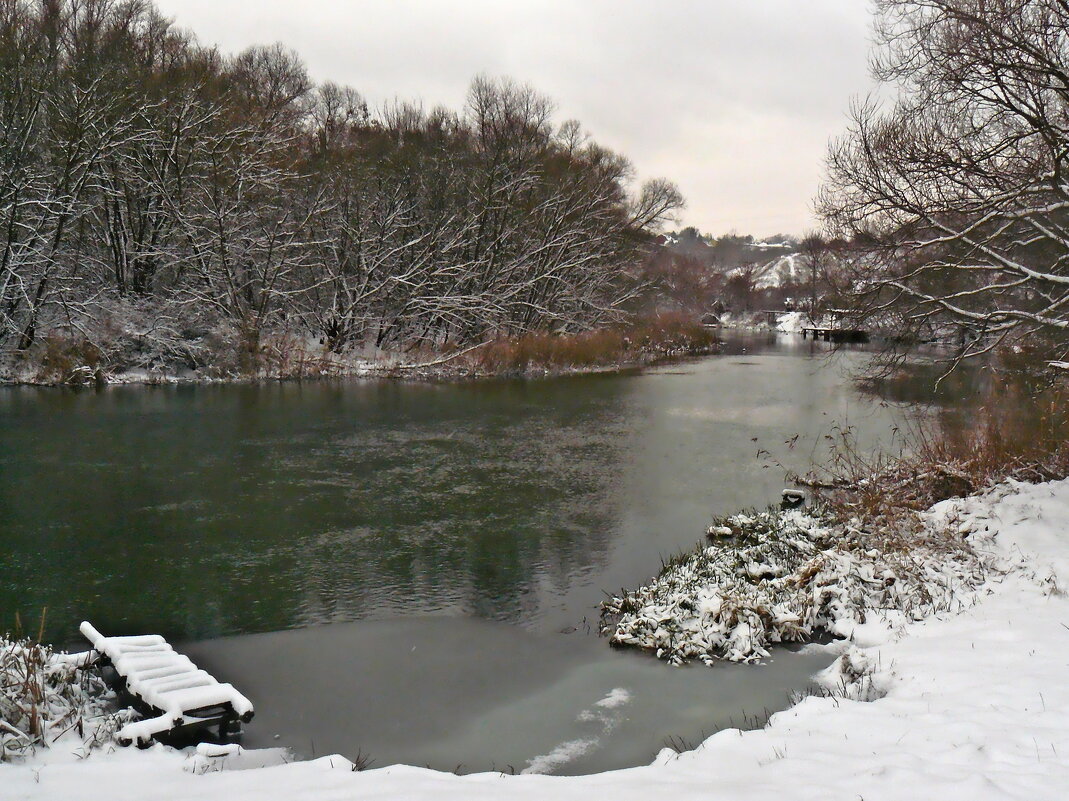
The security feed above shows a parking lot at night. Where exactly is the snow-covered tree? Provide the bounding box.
[820,0,1069,369]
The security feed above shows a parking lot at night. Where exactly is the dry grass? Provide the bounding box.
[473,312,718,374]
[31,334,105,385]
[802,373,1069,524]
[1,612,119,760]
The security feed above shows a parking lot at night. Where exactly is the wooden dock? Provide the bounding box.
[80,621,254,747]
[800,326,869,343]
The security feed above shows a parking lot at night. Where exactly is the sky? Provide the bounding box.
[152,0,877,238]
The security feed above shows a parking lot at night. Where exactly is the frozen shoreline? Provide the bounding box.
[6,477,1069,798]
[0,345,719,387]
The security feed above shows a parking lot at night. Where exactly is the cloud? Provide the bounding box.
[154,0,875,235]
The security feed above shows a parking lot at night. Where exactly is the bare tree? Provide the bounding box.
[798,232,828,320]
[820,0,1069,370]
[0,3,684,375]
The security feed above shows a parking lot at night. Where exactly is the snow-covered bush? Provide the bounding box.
[600,506,990,664]
[0,637,122,761]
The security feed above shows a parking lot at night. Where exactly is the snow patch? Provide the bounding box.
[523,688,633,774]
[521,738,599,775]
[775,311,805,333]
[593,688,631,709]
[186,744,293,774]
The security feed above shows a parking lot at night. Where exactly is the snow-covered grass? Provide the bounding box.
[600,505,987,664]
[0,637,124,761]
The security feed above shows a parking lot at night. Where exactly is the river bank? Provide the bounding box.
[4,476,1068,798]
[0,313,718,387]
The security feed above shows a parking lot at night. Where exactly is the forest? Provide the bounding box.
[0,0,684,380]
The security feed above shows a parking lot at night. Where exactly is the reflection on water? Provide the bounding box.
[0,333,941,645]
[0,332,972,774]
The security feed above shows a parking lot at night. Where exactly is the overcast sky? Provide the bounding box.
[153,0,876,237]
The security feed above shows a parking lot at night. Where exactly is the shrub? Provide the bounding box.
[1,616,120,760]
[808,374,1069,523]
[601,505,985,664]
[32,334,104,385]
[473,312,717,374]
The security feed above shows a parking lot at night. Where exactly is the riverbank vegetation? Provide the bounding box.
[469,312,717,375]
[600,505,987,664]
[0,0,684,385]
[0,618,118,761]
[812,378,1069,521]
[602,364,1069,664]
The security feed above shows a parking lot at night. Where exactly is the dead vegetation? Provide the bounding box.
[0,613,122,761]
[799,373,1069,525]
[471,312,718,375]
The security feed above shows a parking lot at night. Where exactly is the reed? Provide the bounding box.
[1,611,119,761]
[804,374,1069,523]
[474,312,717,374]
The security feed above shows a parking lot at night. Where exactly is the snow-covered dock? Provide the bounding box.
[79,622,254,747]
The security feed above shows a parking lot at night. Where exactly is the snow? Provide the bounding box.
[593,688,632,709]
[525,688,634,774]
[6,478,1069,799]
[751,253,803,290]
[602,506,988,664]
[775,311,805,333]
[79,622,253,745]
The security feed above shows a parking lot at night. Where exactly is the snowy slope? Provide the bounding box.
[753,253,804,290]
[7,479,1069,800]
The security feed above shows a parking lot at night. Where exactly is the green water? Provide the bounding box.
[0,334,921,644]
[0,333,952,774]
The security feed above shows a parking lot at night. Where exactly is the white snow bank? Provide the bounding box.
[5,479,1069,799]
[775,311,805,333]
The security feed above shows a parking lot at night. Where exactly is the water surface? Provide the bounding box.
[0,332,948,773]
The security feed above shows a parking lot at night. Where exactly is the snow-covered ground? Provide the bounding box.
[6,478,1069,799]
[775,311,805,333]
[753,253,803,291]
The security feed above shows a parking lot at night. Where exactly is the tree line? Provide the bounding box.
[0,0,682,375]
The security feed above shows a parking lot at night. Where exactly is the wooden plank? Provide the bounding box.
[80,621,254,747]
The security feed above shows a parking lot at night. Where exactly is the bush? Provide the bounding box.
[1,618,120,760]
[601,505,985,664]
[32,334,104,385]
[808,374,1069,522]
[473,312,717,374]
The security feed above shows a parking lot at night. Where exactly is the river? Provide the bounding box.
[0,332,951,774]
